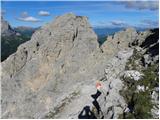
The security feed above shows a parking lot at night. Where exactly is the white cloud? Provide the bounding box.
[110,20,127,26]
[38,10,50,16]
[17,16,41,22]
[122,1,158,11]
[17,11,41,22]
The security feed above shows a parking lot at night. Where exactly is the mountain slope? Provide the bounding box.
[1,13,159,119]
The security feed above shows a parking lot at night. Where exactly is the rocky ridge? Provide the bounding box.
[1,13,159,119]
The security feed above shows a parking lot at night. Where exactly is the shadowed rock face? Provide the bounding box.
[141,28,159,57]
[1,13,158,119]
[141,29,159,49]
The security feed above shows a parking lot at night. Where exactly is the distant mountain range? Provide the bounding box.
[93,27,147,37]
[14,26,37,36]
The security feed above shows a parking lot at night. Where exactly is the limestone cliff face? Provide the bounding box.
[1,13,158,119]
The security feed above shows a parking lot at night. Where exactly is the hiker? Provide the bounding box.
[91,81,105,118]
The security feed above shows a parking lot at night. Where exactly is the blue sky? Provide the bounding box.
[1,1,159,28]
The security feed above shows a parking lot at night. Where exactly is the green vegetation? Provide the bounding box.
[141,65,159,89]
[1,34,31,61]
[120,49,159,119]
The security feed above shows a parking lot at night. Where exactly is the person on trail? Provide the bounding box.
[91,80,110,101]
[91,81,104,118]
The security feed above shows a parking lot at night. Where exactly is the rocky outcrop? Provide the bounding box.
[100,28,138,56]
[1,13,159,119]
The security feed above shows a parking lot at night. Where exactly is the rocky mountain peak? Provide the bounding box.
[40,13,90,32]
[49,13,89,28]
[30,13,98,49]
